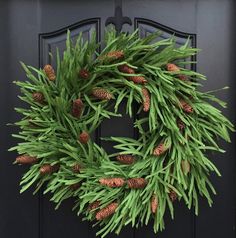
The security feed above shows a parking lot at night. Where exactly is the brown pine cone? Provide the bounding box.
[169,189,178,202]
[166,63,180,72]
[181,160,191,175]
[105,50,124,60]
[70,183,81,190]
[91,88,113,100]
[151,194,158,214]
[142,87,150,112]
[16,154,38,165]
[177,119,185,131]
[40,164,60,175]
[99,178,125,188]
[79,69,89,79]
[95,202,118,220]
[72,164,81,173]
[179,99,193,113]
[32,92,44,104]
[116,154,135,164]
[127,178,147,189]
[79,131,90,144]
[72,98,84,119]
[128,75,147,84]
[43,64,56,81]
[153,143,169,156]
[118,64,135,74]
[88,201,100,211]
[179,75,188,81]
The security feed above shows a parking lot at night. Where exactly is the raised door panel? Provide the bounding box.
[39,18,101,238]
[134,17,196,238]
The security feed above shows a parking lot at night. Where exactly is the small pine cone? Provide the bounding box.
[179,75,188,81]
[72,98,84,119]
[118,64,135,74]
[88,201,100,211]
[128,76,147,84]
[166,63,180,72]
[72,164,81,173]
[95,202,118,220]
[40,164,60,175]
[32,92,44,104]
[43,64,56,81]
[169,189,178,202]
[181,160,191,175]
[153,143,169,156]
[116,155,135,164]
[127,178,147,189]
[79,69,89,79]
[142,87,150,112]
[177,119,185,131]
[180,100,193,113]
[91,88,113,100]
[70,183,81,190]
[151,194,158,214]
[16,154,38,165]
[99,178,125,188]
[79,131,90,144]
[106,50,124,60]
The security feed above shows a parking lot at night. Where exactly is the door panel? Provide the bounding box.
[134,17,196,238]
[1,0,235,238]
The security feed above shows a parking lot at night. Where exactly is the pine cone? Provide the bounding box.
[181,160,191,175]
[99,178,125,188]
[43,64,56,81]
[179,99,193,113]
[72,164,81,173]
[169,189,178,202]
[88,201,100,211]
[177,119,185,131]
[128,75,147,84]
[127,178,147,189]
[105,50,124,60]
[151,194,158,214]
[116,155,135,164]
[79,131,90,144]
[153,143,169,156]
[79,69,89,79]
[118,64,135,74]
[72,98,84,118]
[70,182,81,190]
[16,154,38,164]
[95,202,118,220]
[32,92,44,104]
[167,64,189,81]
[166,63,180,72]
[142,87,150,112]
[91,88,113,100]
[179,75,188,81]
[40,164,60,175]
[118,64,147,84]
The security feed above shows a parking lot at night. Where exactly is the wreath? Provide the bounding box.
[10,27,234,237]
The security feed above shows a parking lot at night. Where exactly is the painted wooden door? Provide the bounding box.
[0,0,235,237]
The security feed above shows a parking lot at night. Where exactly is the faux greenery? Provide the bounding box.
[10,27,234,237]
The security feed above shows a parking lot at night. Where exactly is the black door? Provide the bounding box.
[0,0,235,238]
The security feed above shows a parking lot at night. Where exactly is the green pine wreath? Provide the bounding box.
[10,27,234,237]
